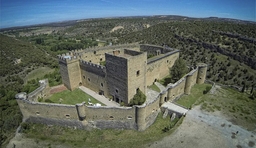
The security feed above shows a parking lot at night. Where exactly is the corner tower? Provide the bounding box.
[105,49,147,105]
[58,55,82,90]
[196,63,207,84]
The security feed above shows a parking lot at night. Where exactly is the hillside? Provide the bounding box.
[0,34,60,146]
[0,16,256,147]
[117,21,256,87]
[0,34,58,77]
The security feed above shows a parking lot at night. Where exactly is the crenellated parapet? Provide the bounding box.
[80,60,106,70]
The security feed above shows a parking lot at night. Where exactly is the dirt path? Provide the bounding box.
[147,106,256,148]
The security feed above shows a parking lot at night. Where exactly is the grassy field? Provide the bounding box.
[148,84,161,92]
[175,83,212,108]
[45,89,105,106]
[24,67,54,83]
[21,113,184,148]
[199,86,256,131]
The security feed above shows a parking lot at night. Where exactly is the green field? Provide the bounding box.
[21,113,183,148]
[175,83,212,108]
[45,89,105,106]
[148,84,161,92]
[24,67,54,83]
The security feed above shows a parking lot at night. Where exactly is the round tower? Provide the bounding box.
[76,102,86,120]
[136,106,146,131]
[196,63,207,84]
[184,74,193,94]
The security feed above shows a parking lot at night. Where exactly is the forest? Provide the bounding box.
[0,16,255,146]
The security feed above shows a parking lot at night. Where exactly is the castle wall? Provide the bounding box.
[167,78,186,102]
[85,106,136,129]
[27,79,50,102]
[146,51,179,86]
[136,94,160,131]
[81,44,140,64]
[80,60,108,95]
[16,99,79,121]
[140,44,171,55]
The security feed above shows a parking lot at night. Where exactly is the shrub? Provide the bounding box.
[45,99,54,103]
[129,89,146,106]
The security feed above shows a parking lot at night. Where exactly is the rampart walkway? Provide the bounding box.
[79,86,120,107]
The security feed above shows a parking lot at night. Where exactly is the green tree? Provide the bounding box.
[170,58,188,81]
[129,89,146,106]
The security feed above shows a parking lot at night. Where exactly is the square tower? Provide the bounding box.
[105,49,147,105]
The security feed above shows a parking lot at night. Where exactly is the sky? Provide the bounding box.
[0,0,255,28]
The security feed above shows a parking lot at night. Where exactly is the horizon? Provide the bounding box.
[1,0,255,29]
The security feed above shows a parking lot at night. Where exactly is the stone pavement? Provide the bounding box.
[79,86,119,107]
[146,89,159,104]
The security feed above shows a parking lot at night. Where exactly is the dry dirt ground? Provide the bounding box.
[6,106,256,148]
[49,84,67,94]
[147,105,256,148]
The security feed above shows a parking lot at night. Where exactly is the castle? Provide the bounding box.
[16,44,207,131]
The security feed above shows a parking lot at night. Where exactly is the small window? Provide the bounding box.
[136,88,139,93]
[89,60,91,62]
[109,116,114,120]
[83,76,86,79]
[100,58,102,61]
[94,51,97,54]
[127,116,133,120]
[36,111,40,115]
[101,83,103,87]
[66,114,70,118]
[115,89,119,93]
[167,60,169,63]
[88,78,91,81]
[136,70,140,76]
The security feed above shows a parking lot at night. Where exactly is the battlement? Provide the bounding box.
[147,50,179,64]
[58,54,81,64]
[80,60,106,70]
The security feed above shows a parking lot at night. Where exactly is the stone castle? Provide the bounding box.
[16,44,207,131]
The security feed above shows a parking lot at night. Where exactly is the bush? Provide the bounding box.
[45,99,54,103]
[203,86,212,94]
[129,89,146,106]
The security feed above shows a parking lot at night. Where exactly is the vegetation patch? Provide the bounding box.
[198,86,256,131]
[148,84,161,92]
[24,67,54,83]
[45,89,105,105]
[20,113,183,148]
[175,84,212,108]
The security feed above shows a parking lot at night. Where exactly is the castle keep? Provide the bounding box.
[59,44,179,105]
[16,44,207,131]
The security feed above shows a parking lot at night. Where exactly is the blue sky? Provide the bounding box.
[0,0,255,28]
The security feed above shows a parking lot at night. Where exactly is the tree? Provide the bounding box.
[170,58,188,81]
[129,89,146,106]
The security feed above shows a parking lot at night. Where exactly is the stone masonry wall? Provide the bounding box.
[80,60,108,95]
[105,53,128,103]
[127,50,147,103]
[146,51,179,86]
